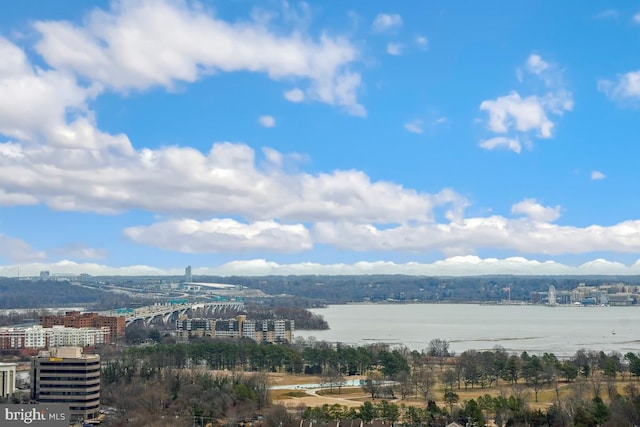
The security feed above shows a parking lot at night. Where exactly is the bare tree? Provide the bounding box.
[426,338,451,370]
[414,366,436,401]
[362,371,382,399]
[393,370,413,400]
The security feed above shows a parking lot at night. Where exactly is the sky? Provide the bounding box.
[1,1,640,277]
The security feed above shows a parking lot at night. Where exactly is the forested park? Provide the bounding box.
[72,337,640,426]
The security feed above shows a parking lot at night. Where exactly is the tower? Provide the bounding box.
[185,265,192,283]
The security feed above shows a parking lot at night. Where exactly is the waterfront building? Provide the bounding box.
[177,315,294,343]
[40,311,125,342]
[0,325,107,350]
[31,346,100,422]
[0,362,17,398]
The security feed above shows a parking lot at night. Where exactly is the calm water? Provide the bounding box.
[296,303,640,357]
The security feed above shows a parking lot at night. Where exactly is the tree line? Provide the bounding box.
[101,336,640,426]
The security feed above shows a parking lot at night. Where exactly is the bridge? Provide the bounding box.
[105,301,245,327]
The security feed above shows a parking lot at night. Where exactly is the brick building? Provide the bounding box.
[40,311,125,342]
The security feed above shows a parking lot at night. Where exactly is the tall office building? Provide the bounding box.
[185,265,192,283]
[0,362,16,398]
[31,347,100,422]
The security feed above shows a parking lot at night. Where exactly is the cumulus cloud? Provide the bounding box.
[124,218,312,253]
[479,136,521,153]
[526,54,549,75]
[404,119,424,134]
[258,115,276,127]
[480,92,555,138]
[386,42,403,56]
[0,140,453,223]
[284,88,305,102]
[595,9,618,19]
[591,170,606,180]
[0,260,183,277]
[0,37,91,144]
[415,35,428,49]
[511,198,561,222]
[0,234,47,263]
[479,54,572,152]
[372,13,403,33]
[7,256,640,277]
[52,243,108,260]
[33,0,365,115]
[599,71,640,102]
[311,217,640,255]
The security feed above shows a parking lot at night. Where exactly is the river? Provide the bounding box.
[296,303,640,357]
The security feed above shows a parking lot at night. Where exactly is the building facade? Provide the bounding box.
[0,326,108,350]
[31,347,100,422]
[177,315,294,343]
[0,362,16,398]
[40,311,125,342]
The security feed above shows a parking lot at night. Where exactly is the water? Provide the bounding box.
[296,303,640,357]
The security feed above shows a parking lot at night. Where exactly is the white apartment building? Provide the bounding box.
[48,326,108,347]
[0,326,108,350]
[0,362,17,398]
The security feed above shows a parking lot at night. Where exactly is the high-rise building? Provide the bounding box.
[0,362,16,398]
[185,265,192,283]
[31,347,100,422]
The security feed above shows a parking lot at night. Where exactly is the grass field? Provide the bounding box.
[269,372,635,411]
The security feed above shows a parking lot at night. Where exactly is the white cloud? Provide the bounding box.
[634,13,640,23]
[258,115,276,128]
[0,139,453,223]
[591,170,606,180]
[0,234,47,263]
[311,217,640,255]
[9,256,640,277]
[0,260,183,277]
[599,71,640,102]
[415,35,428,49]
[372,13,403,33]
[479,54,572,150]
[526,54,549,75]
[479,136,522,153]
[124,218,312,253]
[284,88,305,102]
[52,243,108,260]
[511,198,561,222]
[386,42,403,56]
[33,0,365,115]
[595,9,618,19]
[0,37,90,143]
[404,119,424,134]
[480,92,555,138]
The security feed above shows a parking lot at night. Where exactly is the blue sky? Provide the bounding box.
[1,1,640,276]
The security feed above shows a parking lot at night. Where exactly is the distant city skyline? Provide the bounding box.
[2,1,640,276]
